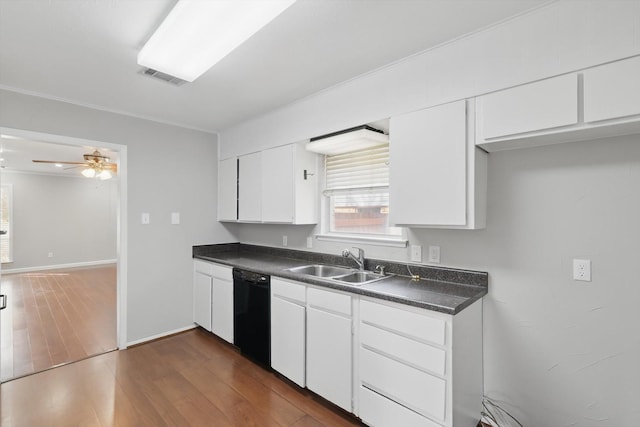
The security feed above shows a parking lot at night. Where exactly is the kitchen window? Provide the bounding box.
[318,144,406,247]
[1,184,13,263]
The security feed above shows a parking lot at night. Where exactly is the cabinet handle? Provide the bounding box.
[0,294,6,310]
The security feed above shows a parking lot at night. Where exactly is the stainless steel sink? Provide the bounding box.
[331,271,388,285]
[287,264,354,277]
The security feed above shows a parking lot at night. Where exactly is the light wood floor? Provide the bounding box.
[0,265,117,381]
[0,328,363,427]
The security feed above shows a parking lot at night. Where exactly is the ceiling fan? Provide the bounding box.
[32,149,117,179]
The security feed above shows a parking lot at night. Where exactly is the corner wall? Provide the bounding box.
[0,89,237,344]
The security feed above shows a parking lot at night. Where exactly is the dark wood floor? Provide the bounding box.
[0,328,363,427]
[0,265,117,381]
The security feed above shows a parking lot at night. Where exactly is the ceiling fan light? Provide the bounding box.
[82,167,96,178]
[98,170,112,180]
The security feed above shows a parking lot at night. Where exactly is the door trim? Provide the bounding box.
[0,126,128,349]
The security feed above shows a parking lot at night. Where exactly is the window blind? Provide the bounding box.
[324,144,389,192]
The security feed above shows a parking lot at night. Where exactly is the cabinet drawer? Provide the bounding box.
[210,263,232,280]
[360,300,445,346]
[307,287,351,316]
[194,260,214,275]
[360,323,445,376]
[271,278,306,304]
[360,386,441,427]
[478,73,578,139]
[360,348,446,422]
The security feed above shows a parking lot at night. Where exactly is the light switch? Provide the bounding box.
[410,245,422,262]
[428,246,441,264]
[141,213,150,225]
[171,212,180,225]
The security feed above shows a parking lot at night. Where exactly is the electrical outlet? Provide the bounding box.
[428,246,441,264]
[282,235,288,247]
[410,245,422,262]
[48,252,54,258]
[141,213,150,225]
[573,259,591,281]
[306,236,313,249]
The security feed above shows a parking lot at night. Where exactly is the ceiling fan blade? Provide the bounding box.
[103,163,118,172]
[63,165,84,170]
[32,160,87,165]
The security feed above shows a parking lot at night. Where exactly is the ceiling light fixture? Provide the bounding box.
[81,167,96,178]
[306,125,389,156]
[138,0,296,83]
[81,164,113,180]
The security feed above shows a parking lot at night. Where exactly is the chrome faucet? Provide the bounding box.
[342,247,365,270]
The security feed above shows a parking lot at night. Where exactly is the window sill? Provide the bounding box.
[315,233,408,248]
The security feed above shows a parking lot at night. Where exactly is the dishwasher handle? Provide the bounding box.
[233,268,270,285]
[0,294,6,310]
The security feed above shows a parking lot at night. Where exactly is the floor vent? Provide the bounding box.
[139,68,187,86]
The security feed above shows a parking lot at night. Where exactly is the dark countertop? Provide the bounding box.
[193,243,488,315]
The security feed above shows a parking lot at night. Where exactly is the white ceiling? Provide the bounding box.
[0,0,549,137]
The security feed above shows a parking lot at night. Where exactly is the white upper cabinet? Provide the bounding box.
[218,142,318,224]
[583,56,640,123]
[476,55,640,151]
[217,157,237,222]
[261,143,318,224]
[478,73,578,140]
[238,151,262,222]
[389,100,487,229]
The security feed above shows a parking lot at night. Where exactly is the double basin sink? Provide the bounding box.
[286,264,390,285]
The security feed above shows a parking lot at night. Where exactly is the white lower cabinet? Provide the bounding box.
[211,267,234,343]
[306,287,353,412]
[193,264,213,331]
[270,278,307,387]
[192,260,233,343]
[220,272,483,427]
[357,298,483,427]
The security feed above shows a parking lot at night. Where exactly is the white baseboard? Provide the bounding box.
[125,324,197,348]
[1,259,117,274]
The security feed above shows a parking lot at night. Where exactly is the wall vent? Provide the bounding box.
[139,68,187,86]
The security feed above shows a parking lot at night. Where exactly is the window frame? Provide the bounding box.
[315,147,407,248]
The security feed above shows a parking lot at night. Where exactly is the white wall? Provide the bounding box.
[220,0,640,159]
[218,2,640,425]
[0,89,237,344]
[1,171,117,271]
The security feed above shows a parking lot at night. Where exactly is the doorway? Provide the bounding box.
[0,128,127,382]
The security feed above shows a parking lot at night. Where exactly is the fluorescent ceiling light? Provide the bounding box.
[306,126,389,156]
[138,0,296,82]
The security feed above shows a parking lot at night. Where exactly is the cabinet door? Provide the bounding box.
[212,277,234,343]
[583,56,640,123]
[218,157,237,221]
[271,296,306,387]
[261,144,294,223]
[390,100,467,226]
[238,152,262,221]
[193,271,212,331]
[478,73,578,139]
[306,306,352,412]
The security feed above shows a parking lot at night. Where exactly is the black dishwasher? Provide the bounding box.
[233,268,270,367]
